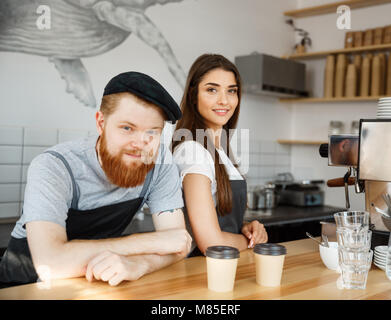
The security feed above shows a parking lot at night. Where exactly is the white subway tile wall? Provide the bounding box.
[0,203,19,219]
[0,127,23,145]
[23,128,58,146]
[0,126,90,218]
[0,146,22,164]
[22,146,49,164]
[240,140,291,187]
[0,184,20,203]
[0,165,21,183]
[0,126,292,218]
[59,129,90,144]
[21,165,29,183]
[20,184,26,202]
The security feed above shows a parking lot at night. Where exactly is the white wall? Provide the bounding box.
[4,0,383,210]
[0,0,301,216]
[0,0,299,202]
[289,0,391,209]
[0,0,296,139]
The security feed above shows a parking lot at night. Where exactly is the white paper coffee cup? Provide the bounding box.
[253,243,287,287]
[206,246,240,292]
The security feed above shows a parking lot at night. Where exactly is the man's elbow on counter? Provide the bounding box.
[31,248,84,281]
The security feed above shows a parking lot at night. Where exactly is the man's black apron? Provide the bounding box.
[0,151,154,287]
[188,179,247,257]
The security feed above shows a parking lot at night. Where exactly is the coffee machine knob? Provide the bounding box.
[319,143,328,158]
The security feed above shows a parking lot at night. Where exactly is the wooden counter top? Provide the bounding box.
[0,238,390,300]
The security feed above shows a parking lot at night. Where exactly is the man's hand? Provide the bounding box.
[241,221,268,248]
[85,251,150,286]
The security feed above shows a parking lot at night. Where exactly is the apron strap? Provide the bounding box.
[45,150,80,210]
[137,165,154,211]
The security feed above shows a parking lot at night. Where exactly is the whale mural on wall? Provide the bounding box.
[0,0,186,108]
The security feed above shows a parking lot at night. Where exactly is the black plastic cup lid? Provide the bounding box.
[253,243,287,256]
[205,246,240,259]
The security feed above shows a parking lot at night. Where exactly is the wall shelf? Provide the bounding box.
[283,0,391,18]
[284,44,391,60]
[279,95,388,103]
[277,140,327,145]
[280,1,391,148]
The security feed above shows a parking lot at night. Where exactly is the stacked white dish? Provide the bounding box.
[373,245,388,271]
[377,97,391,119]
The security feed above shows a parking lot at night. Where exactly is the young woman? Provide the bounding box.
[172,54,268,256]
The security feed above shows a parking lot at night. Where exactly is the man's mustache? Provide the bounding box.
[121,148,154,159]
[122,149,142,156]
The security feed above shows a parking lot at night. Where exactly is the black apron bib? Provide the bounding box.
[189,179,247,257]
[0,151,154,287]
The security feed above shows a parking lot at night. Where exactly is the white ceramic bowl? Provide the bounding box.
[319,242,341,272]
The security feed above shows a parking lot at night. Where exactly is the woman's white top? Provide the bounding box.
[173,140,243,205]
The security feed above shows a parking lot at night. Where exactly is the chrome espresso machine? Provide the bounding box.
[319,119,391,246]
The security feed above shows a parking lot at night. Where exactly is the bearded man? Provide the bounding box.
[0,72,191,288]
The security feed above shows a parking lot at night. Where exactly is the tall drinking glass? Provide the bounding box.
[338,249,373,289]
[336,229,372,251]
[334,211,369,231]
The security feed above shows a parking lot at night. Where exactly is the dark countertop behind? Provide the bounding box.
[128,205,345,233]
[244,205,345,226]
[0,205,345,250]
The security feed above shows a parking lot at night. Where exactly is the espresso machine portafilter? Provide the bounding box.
[319,134,362,209]
[319,119,391,232]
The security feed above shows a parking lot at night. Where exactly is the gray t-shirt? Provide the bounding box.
[12,134,184,239]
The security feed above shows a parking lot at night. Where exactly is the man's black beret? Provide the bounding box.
[103,71,182,124]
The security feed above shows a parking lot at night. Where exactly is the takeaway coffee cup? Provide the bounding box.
[253,243,287,287]
[206,246,240,292]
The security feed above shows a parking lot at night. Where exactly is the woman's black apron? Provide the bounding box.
[0,150,154,287]
[188,179,247,257]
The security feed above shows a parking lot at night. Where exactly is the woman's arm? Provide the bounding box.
[182,173,249,255]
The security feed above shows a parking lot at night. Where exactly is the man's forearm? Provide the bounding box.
[34,230,187,280]
[140,252,185,276]
[68,232,162,256]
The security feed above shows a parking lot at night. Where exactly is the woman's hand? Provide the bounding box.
[241,221,268,248]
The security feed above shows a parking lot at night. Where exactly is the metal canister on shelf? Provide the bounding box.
[264,183,277,209]
[329,120,344,135]
[247,186,259,210]
[257,185,266,209]
[350,121,360,135]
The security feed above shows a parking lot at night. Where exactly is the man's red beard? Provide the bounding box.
[98,131,156,188]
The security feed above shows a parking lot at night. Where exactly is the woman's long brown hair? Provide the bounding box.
[172,54,242,216]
